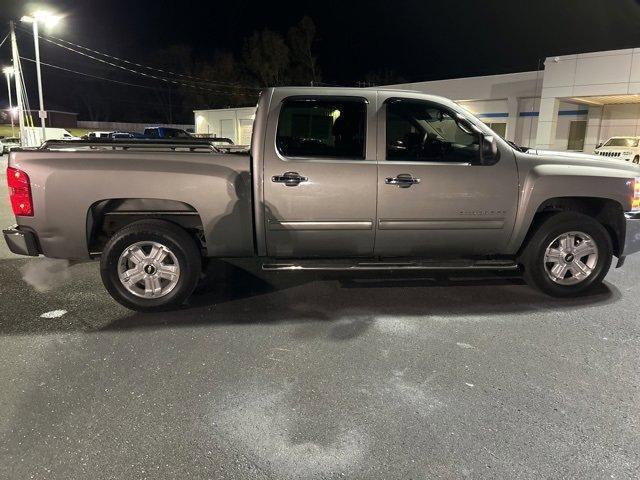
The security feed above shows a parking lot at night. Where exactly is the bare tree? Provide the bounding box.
[363,69,406,87]
[287,16,321,85]
[242,29,290,87]
[74,83,110,121]
[183,50,258,110]
[146,45,195,123]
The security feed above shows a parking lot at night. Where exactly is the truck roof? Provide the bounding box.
[269,86,456,107]
[272,85,442,95]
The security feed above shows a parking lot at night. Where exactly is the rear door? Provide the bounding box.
[375,94,519,257]
[262,90,378,258]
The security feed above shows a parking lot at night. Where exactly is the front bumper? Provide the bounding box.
[3,226,40,256]
[622,212,640,256]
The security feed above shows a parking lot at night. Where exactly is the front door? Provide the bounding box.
[375,96,519,257]
[262,91,378,258]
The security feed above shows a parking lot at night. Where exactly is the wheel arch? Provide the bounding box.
[516,196,625,259]
[87,198,205,256]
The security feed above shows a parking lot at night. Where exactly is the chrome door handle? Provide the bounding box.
[271,171,308,187]
[385,173,420,188]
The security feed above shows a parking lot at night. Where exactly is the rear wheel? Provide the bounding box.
[521,212,612,297]
[633,155,639,164]
[100,219,201,311]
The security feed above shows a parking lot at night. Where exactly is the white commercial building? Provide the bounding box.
[193,107,256,145]
[194,47,640,152]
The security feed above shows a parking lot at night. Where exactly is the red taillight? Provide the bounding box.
[7,167,33,216]
[632,177,640,212]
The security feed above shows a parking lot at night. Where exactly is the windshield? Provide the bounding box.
[604,137,639,147]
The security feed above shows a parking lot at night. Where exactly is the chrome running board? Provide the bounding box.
[261,258,518,271]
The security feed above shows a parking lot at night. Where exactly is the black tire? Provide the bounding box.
[521,212,612,297]
[100,219,202,311]
[633,156,640,165]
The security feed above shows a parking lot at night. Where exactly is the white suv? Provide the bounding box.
[594,136,640,164]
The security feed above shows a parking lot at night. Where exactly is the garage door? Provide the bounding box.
[239,119,253,145]
[220,119,235,142]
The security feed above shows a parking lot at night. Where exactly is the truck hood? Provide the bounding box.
[525,148,640,174]
[595,146,635,152]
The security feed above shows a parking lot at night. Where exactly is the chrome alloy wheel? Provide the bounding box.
[543,231,599,285]
[117,241,180,298]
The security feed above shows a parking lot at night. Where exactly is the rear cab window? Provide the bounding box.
[276,98,367,159]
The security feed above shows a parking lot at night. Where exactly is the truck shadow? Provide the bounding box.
[102,262,620,333]
[0,256,621,336]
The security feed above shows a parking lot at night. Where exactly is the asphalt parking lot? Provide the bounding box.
[0,154,639,479]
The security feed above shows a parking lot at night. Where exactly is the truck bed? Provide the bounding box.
[7,140,254,260]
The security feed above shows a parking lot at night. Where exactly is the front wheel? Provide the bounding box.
[100,219,202,311]
[633,155,639,165]
[521,212,612,297]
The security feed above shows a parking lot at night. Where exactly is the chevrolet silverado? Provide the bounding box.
[4,87,640,311]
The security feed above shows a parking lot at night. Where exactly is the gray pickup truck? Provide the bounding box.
[5,87,640,311]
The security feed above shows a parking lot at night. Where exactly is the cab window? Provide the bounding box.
[386,99,479,163]
[276,98,366,159]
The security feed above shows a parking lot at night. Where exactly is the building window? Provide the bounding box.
[276,98,367,159]
[568,121,587,151]
[487,122,507,138]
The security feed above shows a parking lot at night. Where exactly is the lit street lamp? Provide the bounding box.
[21,10,61,142]
[2,66,15,137]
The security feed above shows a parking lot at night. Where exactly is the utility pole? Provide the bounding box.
[9,21,25,146]
[32,18,47,141]
[21,11,60,143]
[3,67,15,137]
[168,84,172,124]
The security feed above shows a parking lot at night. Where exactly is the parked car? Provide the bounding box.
[21,127,80,146]
[4,87,640,311]
[109,131,146,139]
[85,131,113,140]
[0,136,20,154]
[595,136,640,164]
[144,126,192,139]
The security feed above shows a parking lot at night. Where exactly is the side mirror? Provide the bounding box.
[596,142,603,149]
[479,134,499,165]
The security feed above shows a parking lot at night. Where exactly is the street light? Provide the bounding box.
[21,10,61,142]
[2,66,15,137]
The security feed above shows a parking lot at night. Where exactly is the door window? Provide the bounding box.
[386,100,480,163]
[276,99,366,159]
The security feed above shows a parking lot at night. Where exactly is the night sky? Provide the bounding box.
[1,0,640,121]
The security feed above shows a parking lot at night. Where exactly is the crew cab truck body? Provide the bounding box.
[5,87,640,311]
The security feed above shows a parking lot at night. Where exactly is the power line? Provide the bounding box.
[20,53,258,96]
[20,56,167,90]
[20,56,244,97]
[17,25,258,92]
[20,58,200,116]
[40,35,253,95]
[0,32,9,50]
[47,33,258,90]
